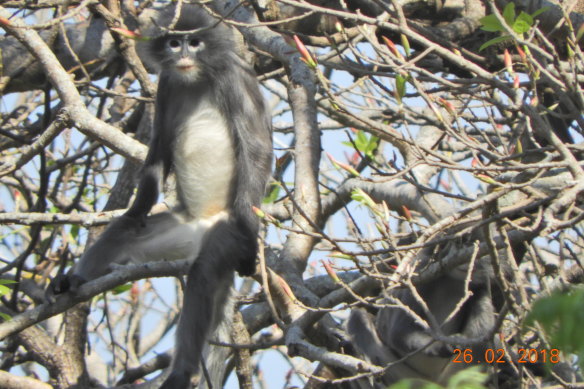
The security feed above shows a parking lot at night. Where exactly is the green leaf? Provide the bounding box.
[526,288,584,370]
[479,14,503,32]
[355,130,368,150]
[513,12,533,33]
[0,312,11,321]
[396,75,407,100]
[400,34,411,57]
[531,6,549,18]
[567,44,575,58]
[389,380,442,389]
[70,224,80,239]
[447,366,488,389]
[0,280,16,297]
[577,23,584,42]
[513,20,530,34]
[351,188,376,209]
[351,188,384,216]
[479,35,512,51]
[0,284,10,296]
[112,283,132,295]
[263,183,281,204]
[516,11,534,26]
[343,131,379,158]
[0,279,16,296]
[364,135,380,158]
[503,2,516,26]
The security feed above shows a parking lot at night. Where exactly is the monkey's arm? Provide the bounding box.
[124,90,173,223]
[347,308,394,366]
[347,308,433,384]
[124,162,164,223]
[219,55,273,276]
[375,302,455,359]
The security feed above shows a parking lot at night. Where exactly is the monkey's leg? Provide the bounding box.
[47,212,217,298]
[160,261,233,389]
[347,308,393,366]
[160,220,243,389]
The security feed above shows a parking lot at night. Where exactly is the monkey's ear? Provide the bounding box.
[45,273,86,303]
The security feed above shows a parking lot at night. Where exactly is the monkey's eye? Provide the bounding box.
[189,39,200,48]
[167,39,181,51]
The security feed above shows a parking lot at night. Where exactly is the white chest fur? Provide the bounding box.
[174,97,235,219]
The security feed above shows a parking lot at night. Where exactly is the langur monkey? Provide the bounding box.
[346,239,530,388]
[48,4,272,388]
[347,272,496,387]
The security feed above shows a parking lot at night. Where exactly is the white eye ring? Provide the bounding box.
[167,39,181,52]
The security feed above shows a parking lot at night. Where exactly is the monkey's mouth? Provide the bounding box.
[177,65,196,72]
[175,57,197,72]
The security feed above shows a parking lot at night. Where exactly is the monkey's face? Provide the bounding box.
[147,6,236,83]
[147,33,208,83]
[162,35,206,82]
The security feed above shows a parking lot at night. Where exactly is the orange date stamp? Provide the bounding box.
[453,348,561,364]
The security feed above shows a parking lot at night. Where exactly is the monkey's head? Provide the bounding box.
[147,4,236,83]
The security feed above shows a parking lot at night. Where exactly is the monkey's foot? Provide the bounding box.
[45,274,86,303]
[159,371,192,389]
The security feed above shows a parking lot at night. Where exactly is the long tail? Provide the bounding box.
[199,295,234,389]
[160,219,252,388]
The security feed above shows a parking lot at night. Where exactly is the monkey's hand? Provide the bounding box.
[422,340,455,358]
[45,273,87,303]
[235,231,258,277]
[236,255,256,277]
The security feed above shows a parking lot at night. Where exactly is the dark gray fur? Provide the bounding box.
[347,272,497,387]
[344,228,535,386]
[128,6,272,278]
[48,5,272,389]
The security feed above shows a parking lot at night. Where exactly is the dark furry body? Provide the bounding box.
[347,272,497,386]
